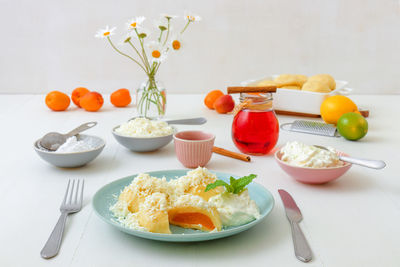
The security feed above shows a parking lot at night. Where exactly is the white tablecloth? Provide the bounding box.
[1,94,399,267]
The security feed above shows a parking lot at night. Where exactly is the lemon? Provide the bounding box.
[320,95,358,125]
[337,112,368,141]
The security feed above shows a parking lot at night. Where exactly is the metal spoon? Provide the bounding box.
[164,117,207,125]
[314,145,386,169]
[128,117,207,125]
[40,122,97,151]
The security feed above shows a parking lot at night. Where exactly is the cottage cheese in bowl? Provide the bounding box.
[280,141,344,168]
[114,118,174,137]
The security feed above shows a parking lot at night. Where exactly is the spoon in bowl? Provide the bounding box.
[128,117,207,125]
[314,145,386,169]
[40,122,97,151]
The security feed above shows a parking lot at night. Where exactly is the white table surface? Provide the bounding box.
[1,94,399,267]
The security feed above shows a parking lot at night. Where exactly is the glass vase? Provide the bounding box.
[136,76,166,119]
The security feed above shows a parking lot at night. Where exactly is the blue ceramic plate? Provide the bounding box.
[92,169,274,242]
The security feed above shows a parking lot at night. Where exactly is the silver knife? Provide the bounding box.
[278,189,313,262]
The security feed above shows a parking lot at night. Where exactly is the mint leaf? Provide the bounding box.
[205,180,230,192]
[204,174,257,194]
[232,174,257,194]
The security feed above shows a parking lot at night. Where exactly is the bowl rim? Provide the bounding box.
[274,149,351,170]
[173,130,215,143]
[112,125,177,139]
[33,134,106,155]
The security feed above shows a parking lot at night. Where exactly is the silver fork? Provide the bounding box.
[40,179,84,259]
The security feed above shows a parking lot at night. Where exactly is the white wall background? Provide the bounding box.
[1,0,399,94]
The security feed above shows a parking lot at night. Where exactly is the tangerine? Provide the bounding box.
[71,87,90,108]
[204,90,224,109]
[45,91,70,111]
[110,88,132,107]
[80,92,104,112]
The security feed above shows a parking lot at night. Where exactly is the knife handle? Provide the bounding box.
[290,221,312,262]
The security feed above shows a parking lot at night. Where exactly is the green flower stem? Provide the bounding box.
[180,20,191,34]
[138,74,165,117]
[158,30,164,43]
[106,37,147,73]
[127,40,148,72]
[162,19,171,46]
[135,29,151,71]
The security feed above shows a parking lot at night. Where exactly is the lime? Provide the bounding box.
[337,112,368,141]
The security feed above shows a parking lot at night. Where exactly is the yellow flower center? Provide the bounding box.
[103,31,110,36]
[131,22,137,28]
[152,50,161,58]
[187,15,194,21]
[172,40,181,50]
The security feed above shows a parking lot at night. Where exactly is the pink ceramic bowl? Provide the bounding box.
[274,150,352,184]
[173,131,215,168]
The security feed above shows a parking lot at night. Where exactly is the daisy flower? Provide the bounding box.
[126,16,146,30]
[161,13,178,20]
[147,41,167,62]
[184,11,201,22]
[170,35,183,51]
[95,26,116,39]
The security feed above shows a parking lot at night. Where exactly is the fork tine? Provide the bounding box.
[74,180,80,204]
[79,180,84,206]
[68,179,75,205]
[62,179,71,206]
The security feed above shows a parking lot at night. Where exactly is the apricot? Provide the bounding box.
[45,91,70,111]
[80,91,104,112]
[204,90,224,109]
[213,94,235,114]
[110,88,132,107]
[71,87,90,108]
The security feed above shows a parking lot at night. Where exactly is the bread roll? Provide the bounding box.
[308,74,336,90]
[302,81,331,93]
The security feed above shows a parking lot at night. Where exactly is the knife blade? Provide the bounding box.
[278,189,312,263]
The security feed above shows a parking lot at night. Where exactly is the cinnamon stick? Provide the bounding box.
[275,110,321,118]
[227,86,277,94]
[212,146,251,162]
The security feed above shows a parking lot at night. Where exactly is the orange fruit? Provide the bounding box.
[320,95,358,125]
[110,88,132,107]
[204,90,224,109]
[80,92,104,112]
[71,87,90,108]
[45,91,70,111]
[213,95,235,114]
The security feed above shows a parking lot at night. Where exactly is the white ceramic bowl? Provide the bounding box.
[242,74,352,115]
[34,134,105,168]
[112,126,177,152]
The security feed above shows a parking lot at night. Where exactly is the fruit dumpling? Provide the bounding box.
[208,189,260,227]
[110,167,224,234]
[137,192,171,234]
[169,167,223,201]
[168,194,222,231]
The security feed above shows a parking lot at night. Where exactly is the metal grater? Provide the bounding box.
[280,120,340,137]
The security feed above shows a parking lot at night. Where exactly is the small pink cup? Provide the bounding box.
[173,131,215,168]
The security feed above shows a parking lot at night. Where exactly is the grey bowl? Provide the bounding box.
[112,126,176,152]
[34,134,105,168]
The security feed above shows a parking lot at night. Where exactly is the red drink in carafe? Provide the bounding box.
[232,93,279,155]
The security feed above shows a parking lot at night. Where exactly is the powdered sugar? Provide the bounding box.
[55,135,101,153]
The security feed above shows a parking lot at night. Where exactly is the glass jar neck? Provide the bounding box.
[239,93,273,111]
